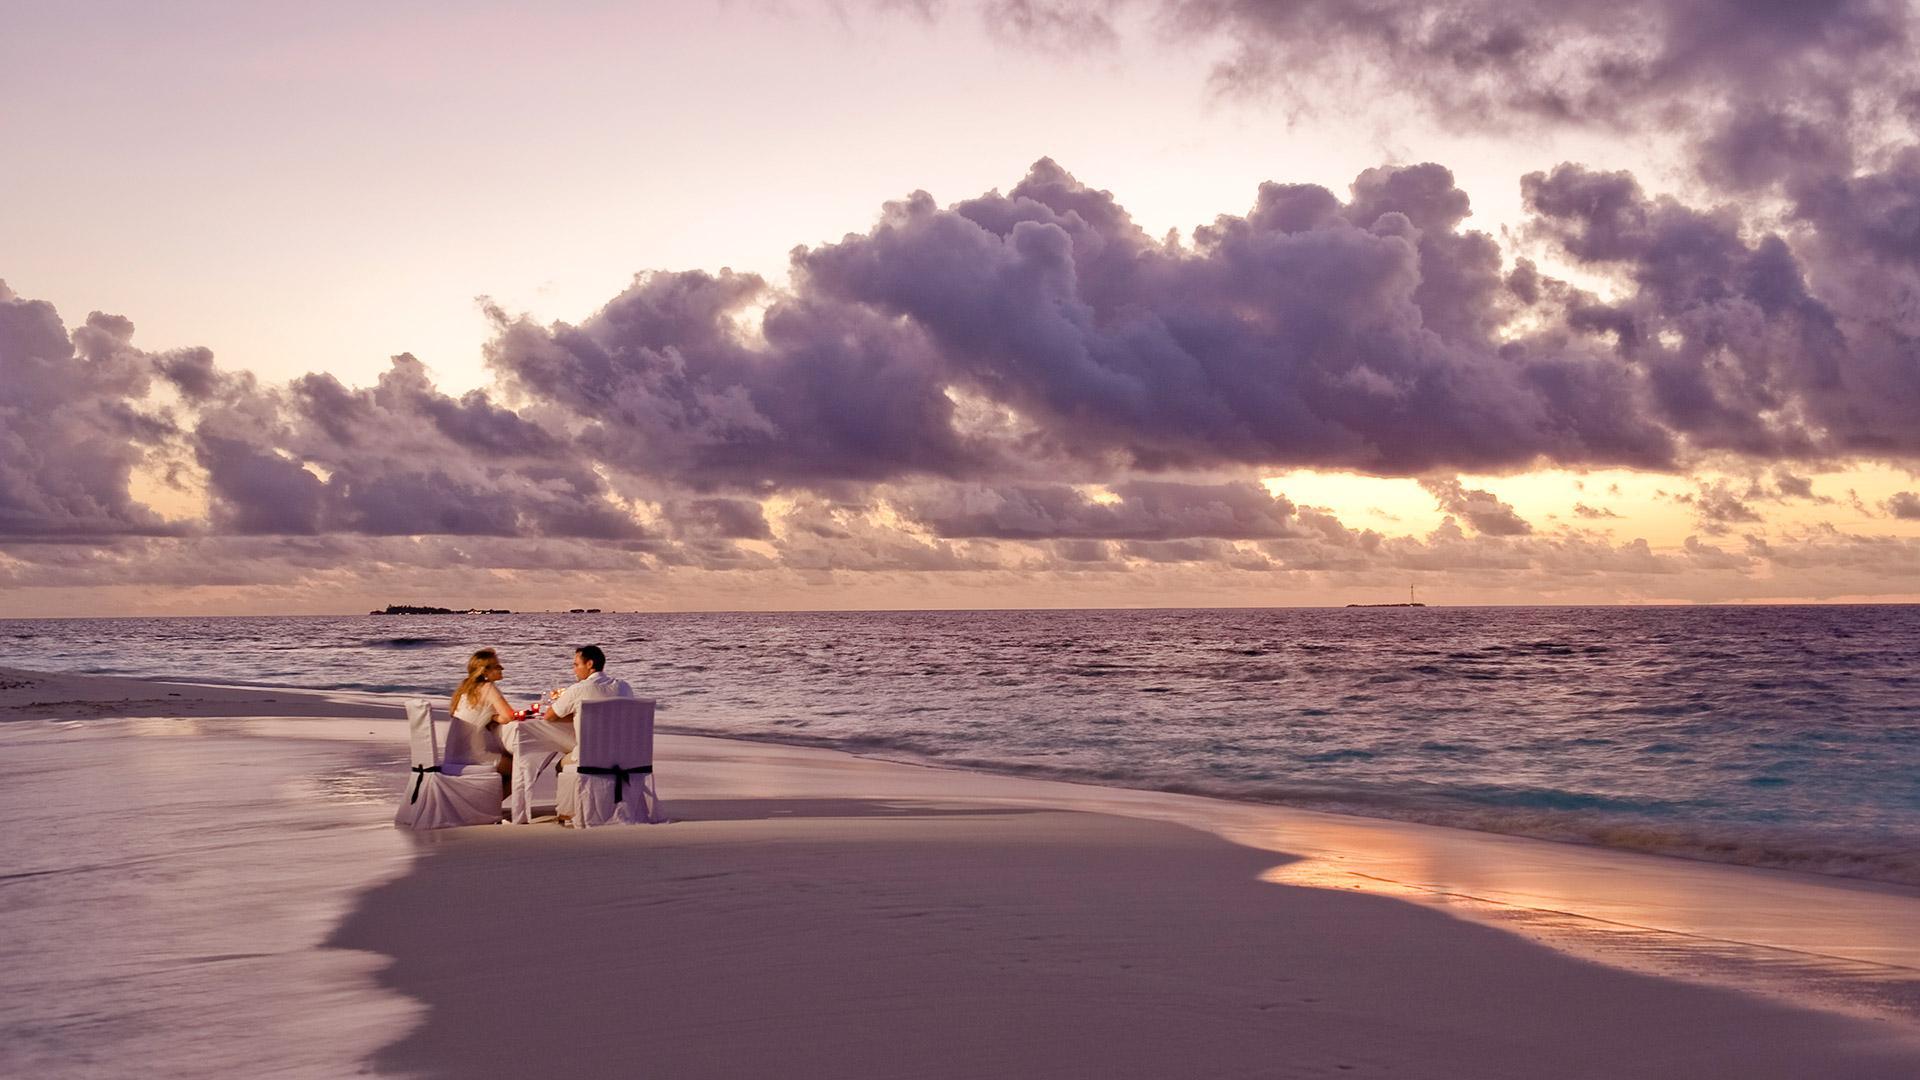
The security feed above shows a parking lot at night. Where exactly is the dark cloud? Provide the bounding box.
[448,159,1696,485]
[1674,480,1765,535]
[1572,503,1620,519]
[23,155,1905,561]
[792,158,1672,476]
[187,352,650,539]
[1885,491,1920,520]
[1523,163,1920,461]
[671,497,774,540]
[1051,538,1112,563]
[1301,3,1891,113]
[485,269,997,491]
[1418,478,1532,536]
[1117,537,1235,563]
[0,284,183,539]
[10,130,1920,606]
[955,4,1919,474]
[897,479,1304,540]
[1771,471,1819,500]
[1005,0,1919,181]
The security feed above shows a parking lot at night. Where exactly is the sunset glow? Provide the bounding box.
[4,1,1918,615]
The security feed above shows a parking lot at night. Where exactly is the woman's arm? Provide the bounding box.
[481,683,520,725]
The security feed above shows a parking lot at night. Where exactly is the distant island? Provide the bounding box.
[365,605,615,614]
[369,605,514,615]
[1348,585,1425,608]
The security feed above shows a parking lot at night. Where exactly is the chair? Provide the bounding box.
[441,706,495,768]
[393,699,505,830]
[557,698,664,827]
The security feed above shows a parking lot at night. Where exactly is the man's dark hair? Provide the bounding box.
[575,644,606,672]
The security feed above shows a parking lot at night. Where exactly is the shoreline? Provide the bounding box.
[6,665,1920,956]
[5,662,1914,892]
[2,668,1919,1075]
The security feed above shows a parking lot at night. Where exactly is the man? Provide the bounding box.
[544,644,635,723]
[498,644,635,822]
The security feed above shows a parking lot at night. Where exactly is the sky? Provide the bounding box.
[3,0,1918,616]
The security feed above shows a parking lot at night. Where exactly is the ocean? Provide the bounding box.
[4,605,1917,885]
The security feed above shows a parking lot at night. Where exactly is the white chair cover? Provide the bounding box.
[393,699,504,830]
[441,705,495,767]
[560,698,664,827]
[556,750,579,821]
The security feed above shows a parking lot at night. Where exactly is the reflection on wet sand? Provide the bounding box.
[678,735,1920,1024]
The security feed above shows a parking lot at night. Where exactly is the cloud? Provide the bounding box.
[24,146,1918,553]
[1208,1,1909,126]
[483,269,998,491]
[896,479,1305,540]
[670,497,774,540]
[187,353,651,539]
[0,283,185,540]
[1673,479,1765,535]
[1886,491,1920,519]
[1572,503,1620,519]
[973,1,1917,189]
[1522,163,1920,461]
[789,158,1673,476]
[954,5,1920,476]
[1418,478,1532,536]
[11,132,1920,609]
[1770,470,1821,501]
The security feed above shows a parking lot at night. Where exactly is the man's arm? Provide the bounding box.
[545,682,581,723]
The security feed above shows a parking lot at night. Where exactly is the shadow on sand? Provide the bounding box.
[330,798,1918,1079]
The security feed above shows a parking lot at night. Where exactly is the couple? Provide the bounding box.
[450,643,635,812]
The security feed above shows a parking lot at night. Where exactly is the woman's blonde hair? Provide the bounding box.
[452,648,500,714]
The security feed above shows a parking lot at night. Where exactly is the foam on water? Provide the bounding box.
[3,605,1917,883]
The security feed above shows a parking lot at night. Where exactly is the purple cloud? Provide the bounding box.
[898,479,1305,540]
[1674,480,1766,535]
[1418,478,1532,536]
[0,284,184,540]
[1523,163,1920,460]
[979,1,1917,188]
[790,159,1672,476]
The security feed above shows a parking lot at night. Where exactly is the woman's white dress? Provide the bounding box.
[446,696,505,767]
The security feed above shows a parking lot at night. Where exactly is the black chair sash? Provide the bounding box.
[410,764,441,803]
[575,763,652,804]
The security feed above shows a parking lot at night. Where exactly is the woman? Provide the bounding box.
[451,648,519,790]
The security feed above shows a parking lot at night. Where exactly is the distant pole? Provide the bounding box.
[1410,582,1416,604]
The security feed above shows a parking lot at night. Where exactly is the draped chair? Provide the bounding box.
[558,698,665,827]
[393,699,504,829]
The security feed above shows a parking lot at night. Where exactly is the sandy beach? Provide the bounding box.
[3,666,1918,1079]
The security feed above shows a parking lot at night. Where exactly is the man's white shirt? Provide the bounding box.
[503,670,637,766]
[547,670,636,721]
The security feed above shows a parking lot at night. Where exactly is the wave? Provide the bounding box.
[12,604,1918,889]
[365,636,449,649]
[662,723,1920,888]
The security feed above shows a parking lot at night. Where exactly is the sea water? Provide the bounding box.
[0,717,415,1078]
[4,605,1917,884]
